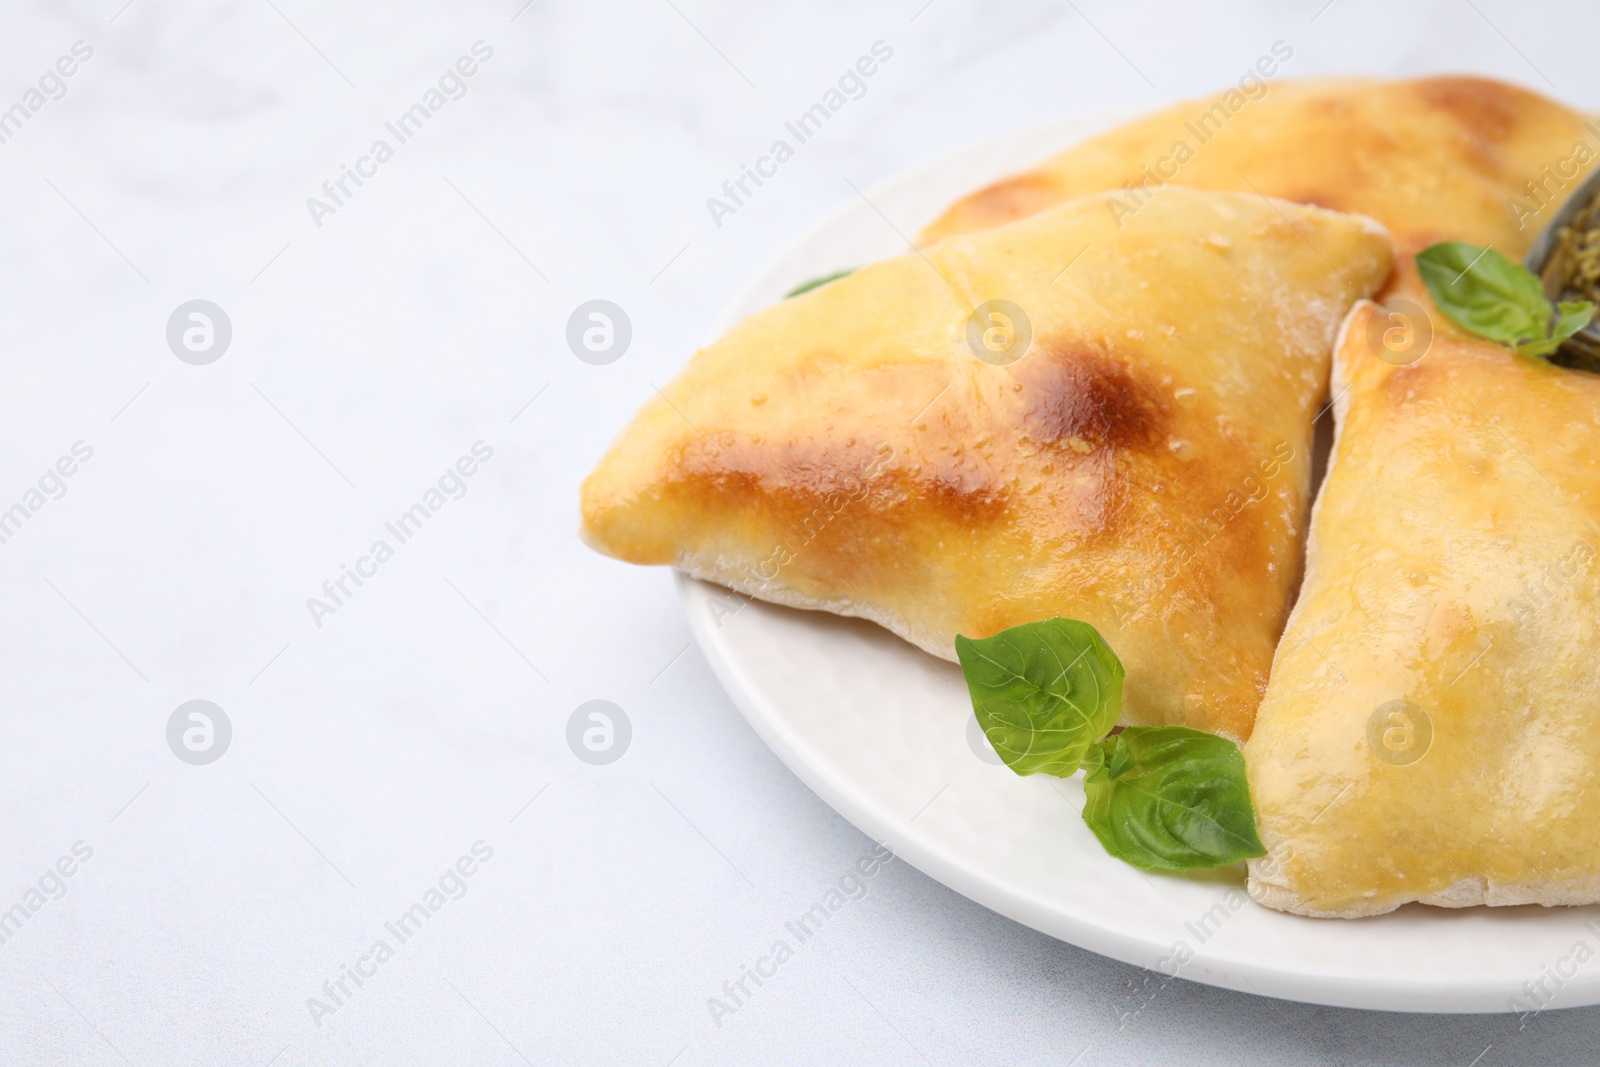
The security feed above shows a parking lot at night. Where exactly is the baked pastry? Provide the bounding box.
[581,188,1393,739]
[921,76,1595,276]
[1247,301,1600,916]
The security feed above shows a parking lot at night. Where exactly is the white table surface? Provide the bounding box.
[1,0,1597,1063]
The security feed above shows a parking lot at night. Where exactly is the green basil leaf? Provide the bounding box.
[1416,242,1550,344]
[1416,242,1595,360]
[1524,299,1599,358]
[784,269,855,298]
[954,618,1123,777]
[1081,726,1265,871]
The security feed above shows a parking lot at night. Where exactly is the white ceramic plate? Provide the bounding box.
[678,112,1600,1013]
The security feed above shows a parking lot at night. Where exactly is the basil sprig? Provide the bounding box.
[1081,727,1264,871]
[1416,241,1593,359]
[954,618,1122,777]
[956,618,1264,871]
[784,268,855,298]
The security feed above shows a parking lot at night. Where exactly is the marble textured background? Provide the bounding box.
[0,0,1596,1063]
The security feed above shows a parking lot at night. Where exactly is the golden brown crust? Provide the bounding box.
[1246,303,1600,916]
[919,76,1597,280]
[582,189,1394,740]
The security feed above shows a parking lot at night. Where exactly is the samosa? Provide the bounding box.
[582,188,1393,740]
[921,76,1595,286]
[1247,302,1600,916]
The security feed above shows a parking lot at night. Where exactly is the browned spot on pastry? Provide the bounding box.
[672,433,1008,554]
[935,174,1062,235]
[1409,76,1524,145]
[982,343,1177,546]
[1014,342,1166,452]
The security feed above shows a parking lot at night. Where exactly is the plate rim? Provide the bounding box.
[682,574,1600,1015]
